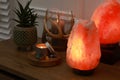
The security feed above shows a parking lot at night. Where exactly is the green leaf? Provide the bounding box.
[24,0,32,11]
[13,0,38,27]
[16,0,24,13]
[13,19,20,23]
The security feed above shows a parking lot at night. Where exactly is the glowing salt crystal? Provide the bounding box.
[92,0,120,44]
[66,20,101,70]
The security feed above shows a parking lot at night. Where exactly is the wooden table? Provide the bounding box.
[0,39,120,80]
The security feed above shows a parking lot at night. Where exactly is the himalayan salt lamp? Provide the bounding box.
[91,0,120,64]
[91,0,120,44]
[66,20,101,75]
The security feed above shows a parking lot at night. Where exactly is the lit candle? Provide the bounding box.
[36,44,47,48]
[35,44,48,59]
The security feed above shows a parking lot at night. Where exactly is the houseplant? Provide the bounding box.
[13,0,38,51]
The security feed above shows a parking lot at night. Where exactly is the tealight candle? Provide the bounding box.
[35,43,48,59]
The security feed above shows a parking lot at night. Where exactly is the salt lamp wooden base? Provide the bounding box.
[100,43,120,65]
[72,68,95,76]
[28,52,61,67]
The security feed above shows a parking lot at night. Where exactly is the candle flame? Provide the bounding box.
[36,44,47,49]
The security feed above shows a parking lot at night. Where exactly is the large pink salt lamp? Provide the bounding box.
[66,20,101,75]
[91,0,120,44]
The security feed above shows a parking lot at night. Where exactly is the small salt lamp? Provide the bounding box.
[91,0,120,64]
[66,20,101,75]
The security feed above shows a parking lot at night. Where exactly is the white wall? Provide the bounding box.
[31,0,84,18]
[84,0,120,19]
[83,0,104,19]
[14,0,120,20]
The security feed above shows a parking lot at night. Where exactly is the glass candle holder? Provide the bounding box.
[35,43,48,59]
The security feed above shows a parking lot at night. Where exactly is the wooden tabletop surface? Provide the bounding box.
[0,39,120,80]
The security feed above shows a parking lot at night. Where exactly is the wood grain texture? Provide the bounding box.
[0,39,120,80]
